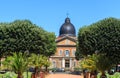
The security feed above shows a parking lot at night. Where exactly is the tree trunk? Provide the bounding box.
[31,73,35,78]
[17,72,23,78]
[83,69,86,78]
[35,66,39,73]
[90,74,97,78]
[100,72,107,78]
[45,66,48,72]
[86,72,90,78]
[0,58,1,67]
[33,66,40,78]
[90,70,97,78]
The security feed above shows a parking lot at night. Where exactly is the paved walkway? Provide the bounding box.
[45,73,83,78]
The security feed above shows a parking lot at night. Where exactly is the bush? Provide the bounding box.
[74,67,81,71]
[3,72,17,78]
[0,72,32,78]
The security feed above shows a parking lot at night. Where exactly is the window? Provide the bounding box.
[59,50,62,56]
[65,50,69,57]
[72,50,76,56]
[53,61,56,68]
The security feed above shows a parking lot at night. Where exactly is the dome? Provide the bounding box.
[59,17,76,37]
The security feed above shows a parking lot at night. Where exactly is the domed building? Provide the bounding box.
[50,17,78,71]
[59,17,76,37]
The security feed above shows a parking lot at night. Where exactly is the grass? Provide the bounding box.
[97,72,120,78]
[0,72,32,78]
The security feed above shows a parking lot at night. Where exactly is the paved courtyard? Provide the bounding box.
[45,73,83,78]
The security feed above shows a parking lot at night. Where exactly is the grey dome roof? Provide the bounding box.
[59,17,76,37]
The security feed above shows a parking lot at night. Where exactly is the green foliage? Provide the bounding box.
[80,54,113,77]
[1,56,13,70]
[43,56,51,67]
[77,17,120,64]
[29,53,50,68]
[29,54,44,68]
[2,52,29,78]
[74,67,82,71]
[11,52,29,74]
[97,72,120,78]
[96,54,112,73]
[0,20,56,58]
[80,54,98,72]
[23,72,32,78]
[0,72,32,78]
[3,72,17,78]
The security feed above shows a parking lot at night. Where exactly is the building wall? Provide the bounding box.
[50,36,78,71]
[56,47,76,57]
[57,39,76,45]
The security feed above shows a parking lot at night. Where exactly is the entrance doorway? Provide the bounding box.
[65,59,70,68]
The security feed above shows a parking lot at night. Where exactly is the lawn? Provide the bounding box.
[0,72,32,78]
[97,72,120,78]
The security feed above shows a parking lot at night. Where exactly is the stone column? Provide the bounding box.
[62,58,65,68]
[70,58,72,68]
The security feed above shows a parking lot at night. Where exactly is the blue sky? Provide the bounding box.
[0,0,120,36]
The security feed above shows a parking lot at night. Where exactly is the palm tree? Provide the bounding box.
[95,54,112,78]
[3,52,29,78]
[30,54,45,78]
[80,54,98,78]
[42,56,51,72]
[80,54,113,78]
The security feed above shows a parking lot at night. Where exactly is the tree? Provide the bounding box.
[76,17,120,65]
[95,54,112,78]
[42,56,51,72]
[0,23,9,66]
[1,55,13,71]
[80,54,112,78]
[3,52,29,78]
[29,54,49,78]
[0,20,56,57]
[30,54,45,69]
[80,54,98,78]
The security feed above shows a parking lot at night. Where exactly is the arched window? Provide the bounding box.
[65,50,69,57]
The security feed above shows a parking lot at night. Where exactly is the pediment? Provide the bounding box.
[56,36,76,46]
